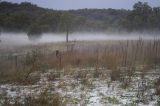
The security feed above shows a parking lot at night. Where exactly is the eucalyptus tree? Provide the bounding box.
[59,12,73,43]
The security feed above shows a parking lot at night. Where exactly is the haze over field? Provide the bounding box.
[0,32,159,46]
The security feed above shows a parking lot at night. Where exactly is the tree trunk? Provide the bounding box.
[66,28,69,43]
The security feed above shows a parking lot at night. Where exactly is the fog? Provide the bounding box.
[0,32,159,46]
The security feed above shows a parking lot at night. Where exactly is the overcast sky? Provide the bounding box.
[3,0,160,10]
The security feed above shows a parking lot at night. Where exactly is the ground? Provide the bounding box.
[0,68,159,106]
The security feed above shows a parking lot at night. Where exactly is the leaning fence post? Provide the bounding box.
[15,55,18,70]
[56,50,62,70]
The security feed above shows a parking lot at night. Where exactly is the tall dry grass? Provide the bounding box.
[0,39,160,84]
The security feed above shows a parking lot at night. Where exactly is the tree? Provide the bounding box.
[59,12,73,43]
[125,2,156,31]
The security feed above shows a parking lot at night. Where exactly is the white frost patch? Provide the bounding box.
[0,69,159,106]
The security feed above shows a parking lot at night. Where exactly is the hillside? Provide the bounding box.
[0,1,160,34]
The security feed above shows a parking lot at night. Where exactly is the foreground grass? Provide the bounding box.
[0,39,160,105]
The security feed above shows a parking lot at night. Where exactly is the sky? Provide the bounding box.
[3,0,160,10]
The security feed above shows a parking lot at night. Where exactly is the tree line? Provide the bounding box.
[0,1,160,35]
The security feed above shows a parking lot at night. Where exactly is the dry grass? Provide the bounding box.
[0,39,160,85]
[0,39,160,105]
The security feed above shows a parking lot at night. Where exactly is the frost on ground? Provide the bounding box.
[0,68,159,106]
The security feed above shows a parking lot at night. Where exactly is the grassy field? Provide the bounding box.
[0,39,160,106]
